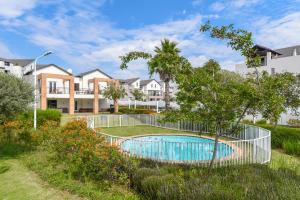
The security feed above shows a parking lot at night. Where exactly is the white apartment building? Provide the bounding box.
[235,44,300,124]
[236,45,300,75]
[140,79,163,101]
[1,57,119,114]
[119,78,140,100]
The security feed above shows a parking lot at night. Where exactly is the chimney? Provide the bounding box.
[67,68,73,74]
[293,48,297,56]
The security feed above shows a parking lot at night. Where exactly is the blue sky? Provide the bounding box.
[0,0,300,79]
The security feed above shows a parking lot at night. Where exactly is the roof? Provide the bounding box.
[275,45,300,58]
[0,58,34,67]
[140,79,161,86]
[119,78,139,85]
[253,45,282,56]
[76,68,113,79]
[24,64,72,75]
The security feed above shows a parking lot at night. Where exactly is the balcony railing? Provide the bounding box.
[75,88,94,95]
[47,87,69,94]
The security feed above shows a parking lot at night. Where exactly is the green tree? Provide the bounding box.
[0,73,33,123]
[103,83,126,113]
[167,59,248,168]
[120,39,191,110]
[131,88,144,101]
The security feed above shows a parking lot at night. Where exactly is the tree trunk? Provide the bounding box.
[164,80,170,110]
[209,132,220,170]
[114,99,119,113]
[230,103,251,134]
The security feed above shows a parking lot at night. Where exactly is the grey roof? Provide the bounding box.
[24,64,72,75]
[76,68,113,79]
[253,45,282,56]
[119,78,139,85]
[140,79,160,86]
[275,45,300,58]
[0,57,34,67]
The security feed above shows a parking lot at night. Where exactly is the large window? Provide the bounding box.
[74,83,80,91]
[4,61,10,66]
[49,81,57,93]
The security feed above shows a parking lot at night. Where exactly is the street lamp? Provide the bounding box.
[33,51,53,130]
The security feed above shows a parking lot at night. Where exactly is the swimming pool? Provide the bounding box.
[120,135,234,162]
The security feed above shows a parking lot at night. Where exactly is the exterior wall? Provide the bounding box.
[35,65,70,76]
[236,54,300,76]
[81,71,111,89]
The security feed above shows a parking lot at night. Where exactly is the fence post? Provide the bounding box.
[119,115,122,127]
[107,115,109,127]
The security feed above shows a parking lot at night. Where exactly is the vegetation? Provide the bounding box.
[0,73,34,124]
[103,83,126,113]
[131,89,144,102]
[120,39,192,110]
[288,118,300,127]
[118,107,157,115]
[100,125,191,137]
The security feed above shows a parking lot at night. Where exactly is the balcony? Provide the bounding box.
[75,88,94,95]
[48,87,69,94]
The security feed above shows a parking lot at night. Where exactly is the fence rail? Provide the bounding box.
[75,114,271,167]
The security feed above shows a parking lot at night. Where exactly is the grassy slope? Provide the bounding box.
[0,158,82,200]
[100,125,189,137]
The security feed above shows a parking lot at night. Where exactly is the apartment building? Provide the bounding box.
[235,44,300,124]
[235,45,300,75]
[1,57,119,114]
[119,78,140,100]
[140,79,163,101]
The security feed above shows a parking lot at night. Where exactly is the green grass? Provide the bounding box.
[0,158,82,200]
[100,125,193,137]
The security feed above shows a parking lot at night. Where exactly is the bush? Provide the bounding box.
[119,107,157,114]
[287,119,300,127]
[52,120,129,184]
[19,109,61,128]
[255,119,267,125]
[282,140,300,156]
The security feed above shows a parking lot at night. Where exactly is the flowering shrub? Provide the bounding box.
[52,120,129,183]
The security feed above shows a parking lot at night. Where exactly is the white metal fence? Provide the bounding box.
[76,114,271,167]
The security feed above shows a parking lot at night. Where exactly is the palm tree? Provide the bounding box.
[131,88,144,109]
[120,39,191,110]
[103,83,125,113]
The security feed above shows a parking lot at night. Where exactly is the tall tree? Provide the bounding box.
[120,39,191,110]
[0,73,34,123]
[103,83,125,113]
[166,59,249,168]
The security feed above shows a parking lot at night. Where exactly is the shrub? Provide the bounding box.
[52,120,129,184]
[287,119,300,127]
[255,119,267,125]
[119,107,156,114]
[19,109,61,128]
[282,140,300,156]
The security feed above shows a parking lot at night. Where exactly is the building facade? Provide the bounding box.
[1,57,118,114]
[140,79,163,101]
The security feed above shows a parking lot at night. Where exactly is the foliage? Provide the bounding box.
[131,157,300,200]
[255,119,267,125]
[288,118,300,127]
[119,107,156,114]
[131,88,144,101]
[282,140,300,156]
[103,83,126,101]
[0,73,34,124]
[52,120,129,183]
[120,38,192,110]
[168,59,250,167]
[18,109,61,128]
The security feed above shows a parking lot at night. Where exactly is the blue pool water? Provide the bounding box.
[120,135,234,161]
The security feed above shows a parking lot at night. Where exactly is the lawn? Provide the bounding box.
[100,125,192,137]
[0,158,82,200]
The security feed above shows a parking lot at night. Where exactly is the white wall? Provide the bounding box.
[35,65,70,76]
[81,71,111,89]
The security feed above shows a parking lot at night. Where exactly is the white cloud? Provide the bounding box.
[231,0,260,8]
[192,0,203,6]
[254,12,300,48]
[0,0,37,18]
[210,2,225,12]
[0,41,14,57]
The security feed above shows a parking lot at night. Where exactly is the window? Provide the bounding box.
[155,84,156,88]
[4,61,9,66]
[271,68,275,75]
[151,84,153,88]
[74,83,80,91]
[49,81,57,93]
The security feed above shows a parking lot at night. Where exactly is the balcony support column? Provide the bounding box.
[69,77,74,114]
[93,79,99,114]
[39,74,47,110]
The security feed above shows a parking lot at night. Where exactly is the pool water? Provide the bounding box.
[120,135,234,161]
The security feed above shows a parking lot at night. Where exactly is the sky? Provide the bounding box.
[0,0,300,79]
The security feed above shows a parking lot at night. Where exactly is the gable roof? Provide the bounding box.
[119,78,140,85]
[76,68,113,79]
[24,64,72,75]
[253,45,282,56]
[140,79,161,86]
[275,45,300,58]
[0,58,34,67]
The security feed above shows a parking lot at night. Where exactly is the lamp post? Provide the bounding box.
[33,51,53,130]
